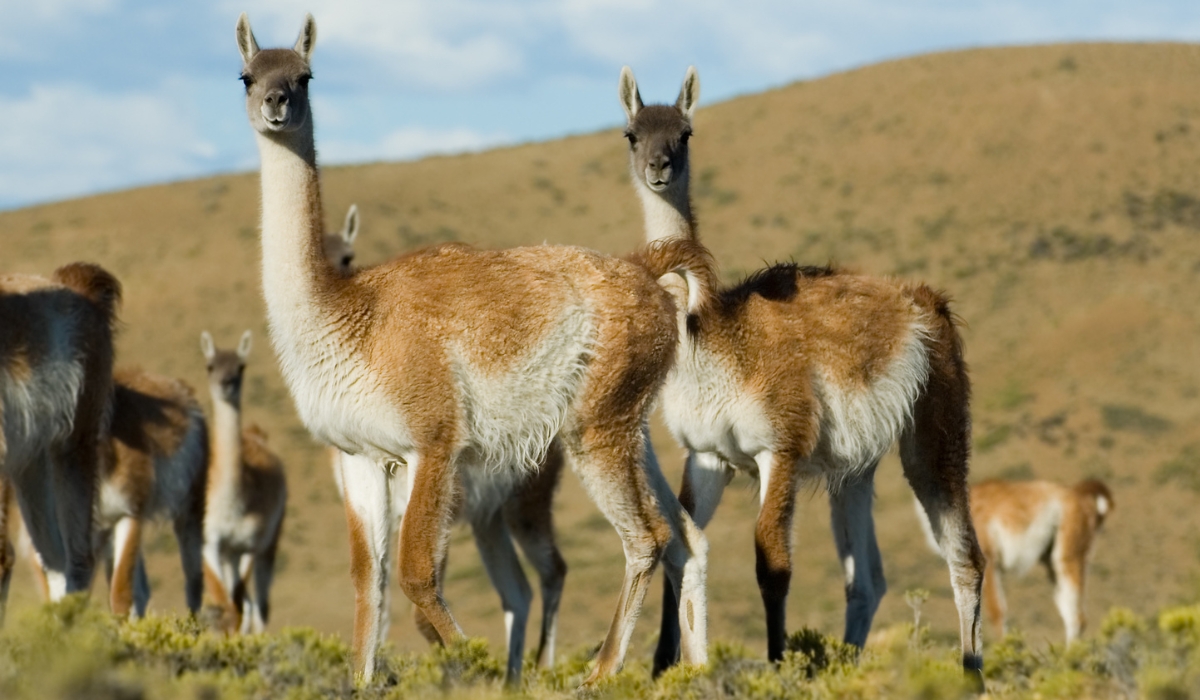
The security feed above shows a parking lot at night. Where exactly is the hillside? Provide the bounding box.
[4,42,1200,662]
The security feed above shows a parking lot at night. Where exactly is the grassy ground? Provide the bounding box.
[2,595,1199,699]
[4,40,1200,674]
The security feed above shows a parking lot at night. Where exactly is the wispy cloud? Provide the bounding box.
[2,1,1199,209]
[320,126,510,164]
[0,83,218,207]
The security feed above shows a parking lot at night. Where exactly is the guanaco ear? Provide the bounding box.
[342,204,360,245]
[236,13,260,66]
[237,330,253,361]
[676,65,700,121]
[294,13,317,65]
[618,66,643,123]
[200,331,215,362]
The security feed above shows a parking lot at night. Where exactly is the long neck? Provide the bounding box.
[209,396,243,493]
[255,126,337,347]
[636,167,697,243]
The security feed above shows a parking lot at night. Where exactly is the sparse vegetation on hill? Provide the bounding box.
[3,41,1200,669]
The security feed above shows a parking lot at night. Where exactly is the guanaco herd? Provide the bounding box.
[0,12,1120,690]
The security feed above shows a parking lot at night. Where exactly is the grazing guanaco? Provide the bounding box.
[618,66,985,684]
[200,330,287,634]
[924,478,1113,643]
[0,263,121,622]
[235,14,710,684]
[324,205,569,681]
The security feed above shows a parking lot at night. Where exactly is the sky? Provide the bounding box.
[0,1,1198,210]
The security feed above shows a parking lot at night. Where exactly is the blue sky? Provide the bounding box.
[1,0,1197,210]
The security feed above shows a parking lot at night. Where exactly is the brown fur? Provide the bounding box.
[620,69,984,682]
[200,332,287,634]
[0,262,120,619]
[237,16,709,684]
[970,478,1112,641]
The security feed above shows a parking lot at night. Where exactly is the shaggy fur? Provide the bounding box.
[619,66,985,685]
[236,14,710,686]
[324,207,569,683]
[0,262,121,624]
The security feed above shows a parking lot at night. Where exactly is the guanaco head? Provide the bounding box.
[323,204,360,276]
[200,330,252,407]
[236,13,316,136]
[619,66,699,194]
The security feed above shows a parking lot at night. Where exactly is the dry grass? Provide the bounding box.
[4,42,1200,668]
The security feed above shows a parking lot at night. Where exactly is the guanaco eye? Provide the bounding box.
[680,129,693,144]
[298,73,312,88]
[624,132,637,146]
[240,74,253,89]
[341,255,353,267]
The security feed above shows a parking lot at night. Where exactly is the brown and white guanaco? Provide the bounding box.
[325,204,569,682]
[200,330,287,634]
[618,66,985,684]
[235,14,710,684]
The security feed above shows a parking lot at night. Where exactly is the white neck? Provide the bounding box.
[255,128,336,354]
[210,397,243,495]
[635,171,695,243]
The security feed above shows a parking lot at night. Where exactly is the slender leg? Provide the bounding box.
[1050,539,1086,643]
[653,450,729,676]
[829,463,887,648]
[108,516,143,616]
[982,560,1006,637]
[237,553,258,634]
[561,423,678,685]
[506,457,569,669]
[132,553,151,617]
[754,451,799,662]
[0,478,14,627]
[201,539,238,633]
[396,447,463,647]
[470,508,532,685]
[174,506,206,615]
[51,442,99,594]
[11,463,70,600]
[900,424,985,684]
[253,522,282,630]
[340,452,397,682]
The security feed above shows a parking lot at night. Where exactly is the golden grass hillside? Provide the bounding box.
[4,42,1200,665]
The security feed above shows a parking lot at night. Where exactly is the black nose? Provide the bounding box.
[264,89,288,108]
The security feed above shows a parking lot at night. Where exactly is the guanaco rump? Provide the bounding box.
[921,478,1113,643]
[235,14,710,684]
[618,66,985,683]
[200,330,287,634]
[325,204,569,681]
[0,263,121,623]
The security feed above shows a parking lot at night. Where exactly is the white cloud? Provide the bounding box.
[0,83,217,206]
[0,0,116,57]
[320,125,510,164]
[224,0,544,89]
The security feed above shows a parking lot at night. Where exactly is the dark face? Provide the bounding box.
[206,351,246,406]
[241,48,312,135]
[625,105,692,193]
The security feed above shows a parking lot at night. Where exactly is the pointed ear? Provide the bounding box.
[236,13,259,66]
[343,204,359,245]
[294,13,317,64]
[676,65,700,121]
[237,330,253,361]
[618,66,643,123]
[200,331,215,362]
